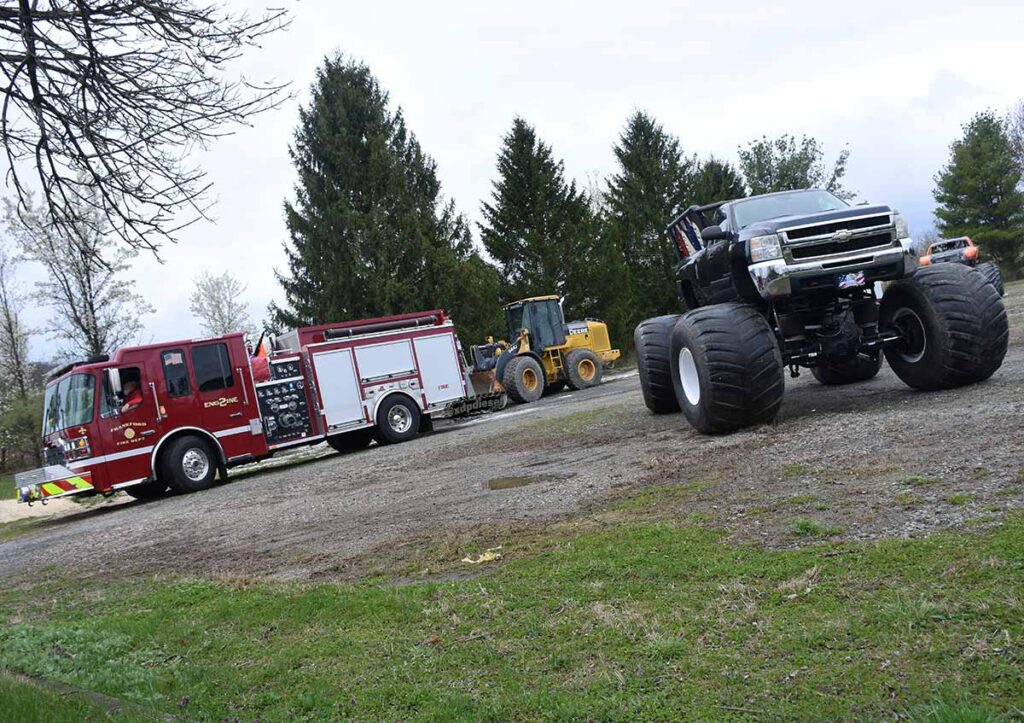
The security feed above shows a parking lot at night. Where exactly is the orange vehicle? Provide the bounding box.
[920,236,1004,296]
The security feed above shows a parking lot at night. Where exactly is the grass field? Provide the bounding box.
[1,511,1021,721]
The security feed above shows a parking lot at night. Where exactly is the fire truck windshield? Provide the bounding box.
[42,373,96,436]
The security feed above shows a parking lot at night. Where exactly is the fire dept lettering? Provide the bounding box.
[110,421,149,447]
[204,396,240,409]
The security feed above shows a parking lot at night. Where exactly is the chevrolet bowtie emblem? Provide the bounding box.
[831,230,853,242]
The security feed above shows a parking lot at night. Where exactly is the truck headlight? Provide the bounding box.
[893,211,910,240]
[749,234,783,263]
[61,436,91,461]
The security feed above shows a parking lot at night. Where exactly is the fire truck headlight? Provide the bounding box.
[62,436,91,461]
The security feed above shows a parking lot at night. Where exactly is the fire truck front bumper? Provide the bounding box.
[14,466,95,504]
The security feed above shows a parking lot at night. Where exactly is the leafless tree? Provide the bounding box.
[189,269,249,336]
[0,235,30,401]
[4,189,153,357]
[0,1,290,256]
[1009,100,1024,179]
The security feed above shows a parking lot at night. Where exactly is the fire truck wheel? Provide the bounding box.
[161,435,218,493]
[124,479,169,501]
[327,429,373,453]
[374,394,421,445]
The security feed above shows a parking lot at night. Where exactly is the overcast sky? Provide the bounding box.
[12,0,1024,360]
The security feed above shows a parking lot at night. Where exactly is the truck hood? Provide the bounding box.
[739,204,894,239]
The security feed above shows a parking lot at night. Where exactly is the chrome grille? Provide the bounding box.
[781,214,895,261]
[784,214,891,241]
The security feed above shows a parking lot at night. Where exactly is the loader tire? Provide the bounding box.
[374,394,421,445]
[668,304,784,434]
[635,314,682,414]
[880,263,1008,390]
[124,479,168,501]
[503,356,544,404]
[810,352,883,386]
[327,428,373,453]
[565,349,602,390]
[160,435,217,494]
[976,261,1005,297]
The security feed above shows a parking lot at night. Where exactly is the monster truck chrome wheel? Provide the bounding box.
[677,347,701,405]
[889,308,926,364]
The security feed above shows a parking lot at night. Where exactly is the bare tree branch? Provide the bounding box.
[4,188,154,358]
[0,1,290,256]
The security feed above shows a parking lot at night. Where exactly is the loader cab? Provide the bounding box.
[504,296,567,352]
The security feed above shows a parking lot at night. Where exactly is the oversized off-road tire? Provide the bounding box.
[634,314,682,414]
[160,435,217,494]
[880,263,1008,390]
[543,380,566,396]
[810,352,883,386]
[565,349,602,390]
[374,394,421,445]
[976,261,1005,297]
[327,428,373,453]
[124,479,168,501]
[668,304,785,434]
[503,356,544,404]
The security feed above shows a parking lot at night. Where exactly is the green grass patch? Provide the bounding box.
[531,407,611,435]
[896,492,925,508]
[785,493,819,506]
[613,479,713,511]
[781,463,809,477]
[0,517,43,542]
[903,475,944,487]
[947,494,975,507]
[2,518,1024,720]
[0,672,148,721]
[789,516,842,537]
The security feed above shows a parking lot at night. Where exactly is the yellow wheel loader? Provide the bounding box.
[469,295,620,405]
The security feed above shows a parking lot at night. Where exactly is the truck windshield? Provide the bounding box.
[732,190,848,229]
[41,373,96,436]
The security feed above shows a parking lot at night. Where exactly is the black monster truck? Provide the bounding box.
[635,189,1009,434]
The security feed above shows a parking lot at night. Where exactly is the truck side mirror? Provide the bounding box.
[701,225,728,242]
[107,368,122,395]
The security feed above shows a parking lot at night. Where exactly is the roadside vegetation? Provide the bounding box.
[1,511,1021,721]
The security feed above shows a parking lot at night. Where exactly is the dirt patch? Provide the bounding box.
[2,283,1022,583]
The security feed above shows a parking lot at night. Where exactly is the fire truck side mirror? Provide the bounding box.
[107,368,122,396]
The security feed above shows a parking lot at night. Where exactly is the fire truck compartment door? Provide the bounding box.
[354,340,415,382]
[414,333,465,404]
[312,349,364,427]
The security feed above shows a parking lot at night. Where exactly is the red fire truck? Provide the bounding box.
[16,310,497,504]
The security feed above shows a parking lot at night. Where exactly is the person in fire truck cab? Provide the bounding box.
[120,378,144,413]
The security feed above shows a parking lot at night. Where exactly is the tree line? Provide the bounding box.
[272,54,1024,351]
[0,45,1021,473]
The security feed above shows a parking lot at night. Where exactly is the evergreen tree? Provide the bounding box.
[692,157,746,205]
[934,111,1024,278]
[602,111,696,344]
[273,55,500,343]
[738,134,852,199]
[479,117,598,322]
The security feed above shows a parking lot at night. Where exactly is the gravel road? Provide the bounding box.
[2,284,1022,583]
